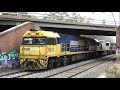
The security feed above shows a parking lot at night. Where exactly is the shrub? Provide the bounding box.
[116,54,120,61]
[105,64,120,78]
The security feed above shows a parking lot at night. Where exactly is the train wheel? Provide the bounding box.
[62,56,69,66]
[63,60,67,66]
[56,61,61,67]
[47,59,54,69]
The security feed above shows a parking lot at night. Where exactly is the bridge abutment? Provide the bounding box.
[0,22,35,53]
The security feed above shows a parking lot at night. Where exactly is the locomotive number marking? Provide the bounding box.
[22,48,30,50]
[48,48,54,52]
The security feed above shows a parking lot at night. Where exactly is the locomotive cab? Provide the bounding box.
[20,30,60,70]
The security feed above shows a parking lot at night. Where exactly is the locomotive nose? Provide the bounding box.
[20,46,41,56]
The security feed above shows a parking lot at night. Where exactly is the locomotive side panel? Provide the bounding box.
[59,33,86,53]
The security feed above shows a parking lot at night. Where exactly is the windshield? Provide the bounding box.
[22,37,46,45]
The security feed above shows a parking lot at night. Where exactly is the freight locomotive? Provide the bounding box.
[20,30,116,70]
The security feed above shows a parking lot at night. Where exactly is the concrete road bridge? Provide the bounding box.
[0,15,118,36]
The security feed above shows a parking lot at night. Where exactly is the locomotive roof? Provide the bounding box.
[23,30,60,38]
[94,39,99,42]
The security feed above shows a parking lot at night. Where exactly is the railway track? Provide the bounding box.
[46,56,115,78]
[0,70,28,78]
[21,54,116,78]
[0,54,116,78]
[0,69,24,77]
[0,70,40,78]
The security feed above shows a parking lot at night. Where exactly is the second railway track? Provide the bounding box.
[22,54,116,78]
[46,58,115,78]
[0,70,34,78]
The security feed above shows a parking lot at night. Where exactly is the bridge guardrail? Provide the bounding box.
[0,13,119,28]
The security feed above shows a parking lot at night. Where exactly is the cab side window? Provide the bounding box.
[47,38,57,45]
[53,38,57,45]
[46,38,50,45]
[57,38,60,44]
[106,43,109,46]
[97,42,99,46]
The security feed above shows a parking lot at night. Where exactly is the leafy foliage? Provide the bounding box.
[105,64,120,78]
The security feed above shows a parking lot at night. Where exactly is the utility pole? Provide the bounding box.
[119,12,120,26]
[116,12,120,58]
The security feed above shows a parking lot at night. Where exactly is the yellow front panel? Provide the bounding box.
[20,45,46,56]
